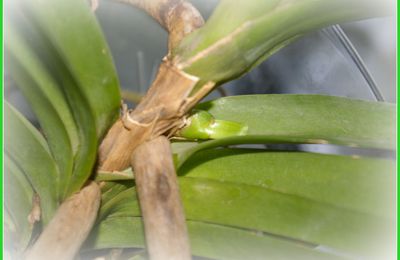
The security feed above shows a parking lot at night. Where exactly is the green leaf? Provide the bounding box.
[85,217,343,260]
[23,0,121,140]
[100,181,134,206]
[96,148,395,219]
[174,95,395,166]
[7,0,122,197]
[200,94,392,141]
[89,94,394,256]
[5,17,76,200]
[174,0,390,90]
[179,149,395,219]
[179,177,392,256]
[4,154,34,250]
[4,102,58,224]
[88,162,393,257]
[198,95,395,149]
[96,169,134,182]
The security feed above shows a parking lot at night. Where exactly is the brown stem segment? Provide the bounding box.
[132,136,191,260]
[99,0,206,171]
[25,182,101,260]
[116,0,204,52]
[98,60,214,171]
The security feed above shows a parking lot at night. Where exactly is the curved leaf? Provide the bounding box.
[178,177,392,256]
[98,187,138,221]
[171,95,396,164]
[100,181,134,205]
[174,0,390,90]
[4,102,58,224]
[23,0,121,140]
[197,95,395,149]
[4,154,34,250]
[179,149,395,219]
[96,148,395,219]
[88,169,393,258]
[7,0,122,196]
[5,16,76,199]
[90,94,394,256]
[85,217,345,260]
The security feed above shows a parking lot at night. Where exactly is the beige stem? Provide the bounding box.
[115,0,204,52]
[132,136,191,260]
[98,61,200,171]
[25,182,101,260]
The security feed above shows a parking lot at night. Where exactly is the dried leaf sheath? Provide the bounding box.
[99,61,214,171]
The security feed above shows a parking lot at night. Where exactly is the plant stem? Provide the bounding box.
[131,136,191,260]
[115,0,204,53]
[25,182,101,260]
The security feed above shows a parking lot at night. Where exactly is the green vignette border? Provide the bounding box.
[1,0,4,257]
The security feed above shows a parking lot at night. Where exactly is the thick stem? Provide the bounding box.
[25,182,101,260]
[99,0,206,171]
[131,136,191,260]
[98,61,203,171]
[115,0,204,52]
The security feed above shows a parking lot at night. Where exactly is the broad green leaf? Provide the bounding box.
[174,0,390,91]
[179,149,395,219]
[179,178,392,256]
[4,102,58,224]
[97,148,395,219]
[90,94,394,256]
[84,216,144,250]
[4,154,34,250]
[23,0,121,140]
[191,95,395,149]
[174,96,395,167]
[9,0,121,196]
[88,170,392,257]
[85,217,343,260]
[5,17,76,199]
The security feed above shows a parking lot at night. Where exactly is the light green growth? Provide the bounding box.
[177,110,248,140]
